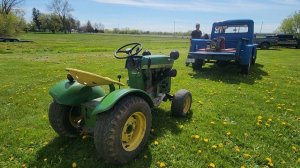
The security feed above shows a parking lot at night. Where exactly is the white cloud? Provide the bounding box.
[92,0,270,13]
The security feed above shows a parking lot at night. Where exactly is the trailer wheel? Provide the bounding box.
[260,42,270,50]
[48,102,82,137]
[94,96,152,164]
[171,89,192,117]
[192,59,204,70]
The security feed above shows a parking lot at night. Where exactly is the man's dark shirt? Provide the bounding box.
[191,30,202,39]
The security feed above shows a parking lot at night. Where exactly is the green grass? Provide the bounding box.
[0,33,299,168]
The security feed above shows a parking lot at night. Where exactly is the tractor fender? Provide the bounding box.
[240,45,255,65]
[49,80,105,106]
[92,88,154,115]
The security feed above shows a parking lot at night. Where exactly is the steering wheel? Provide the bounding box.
[114,43,143,59]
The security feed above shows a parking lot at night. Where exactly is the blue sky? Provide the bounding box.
[22,0,300,34]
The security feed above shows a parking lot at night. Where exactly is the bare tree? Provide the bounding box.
[48,0,73,33]
[1,0,25,14]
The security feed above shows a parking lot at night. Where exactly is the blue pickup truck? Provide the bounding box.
[186,19,257,74]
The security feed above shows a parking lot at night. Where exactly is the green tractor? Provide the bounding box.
[48,43,192,164]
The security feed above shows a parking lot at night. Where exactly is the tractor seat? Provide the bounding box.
[66,68,125,87]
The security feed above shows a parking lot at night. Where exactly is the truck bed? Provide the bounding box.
[187,50,238,62]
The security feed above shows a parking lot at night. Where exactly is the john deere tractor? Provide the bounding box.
[48,43,192,164]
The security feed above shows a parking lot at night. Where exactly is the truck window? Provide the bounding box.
[215,25,248,34]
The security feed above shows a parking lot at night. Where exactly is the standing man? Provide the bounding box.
[191,23,202,39]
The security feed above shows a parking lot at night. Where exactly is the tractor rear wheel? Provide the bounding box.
[94,96,152,164]
[171,89,192,117]
[192,59,204,70]
[48,102,82,137]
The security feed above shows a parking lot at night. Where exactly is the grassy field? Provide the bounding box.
[0,33,299,168]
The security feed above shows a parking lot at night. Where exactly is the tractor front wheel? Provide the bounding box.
[171,89,192,117]
[48,102,82,137]
[94,96,152,164]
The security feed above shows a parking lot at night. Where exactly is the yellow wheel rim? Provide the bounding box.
[121,112,146,152]
[183,95,191,114]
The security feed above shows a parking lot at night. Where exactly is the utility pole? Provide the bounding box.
[174,21,176,37]
[260,21,263,34]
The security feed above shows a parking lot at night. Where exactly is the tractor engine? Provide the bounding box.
[125,51,179,99]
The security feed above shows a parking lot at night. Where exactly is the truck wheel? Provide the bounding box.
[241,62,251,75]
[251,49,257,65]
[192,59,204,70]
[94,96,152,164]
[48,102,82,137]
[171,89,192,117]
[260,42,270,49]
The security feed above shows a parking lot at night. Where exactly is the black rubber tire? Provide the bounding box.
[216,60,228,67]
[241,61,251,75]
[171,89,192,117]
[48,102,81,137]
[192,59,204,70]
[260,42,270,50]
[94,96,152,164]
[251,49,257,65]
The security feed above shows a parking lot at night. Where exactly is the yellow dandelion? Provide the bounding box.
[268,162,273,167]
[210,121,215,124]
[243,153,251,159]
[158,162,166,168]
[179,125,184,129]
[218,143,224,148]
[297,158,300,163]
[266,157,272,163]
[209,162,215,168]
[267,118,272,122]
[240,166,245,168]
[281,122,287,125]
[257,116,263,120]
[72,162,77,168]
[172,145,176,149]
[194,135,200,139]
[223,121,228,125]
[265,123,270,127]
[226,132,231,136]
[154,140,159,145]
[43,158,47,162]
[197,150,202,154]
[234,146,240,152]
[203,138,209,143]
[212,145,217,149]
[292,146,297,152]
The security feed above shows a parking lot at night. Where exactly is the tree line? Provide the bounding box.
[0,0,299,37]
